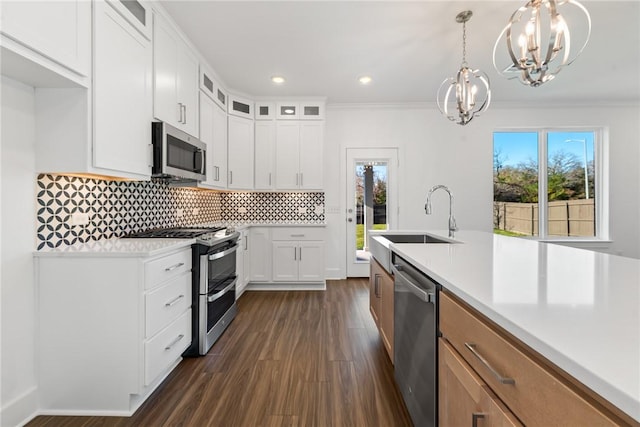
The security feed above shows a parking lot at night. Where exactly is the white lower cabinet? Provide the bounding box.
[35,246,192,415]
[236,228,250,299]
[272,240,324,281]
[246,227,325,289]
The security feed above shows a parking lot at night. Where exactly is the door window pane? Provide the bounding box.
[354,161,388,261]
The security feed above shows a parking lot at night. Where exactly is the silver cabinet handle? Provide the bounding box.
[294,247,297,260]
[464,343,516,385]
[215,166,219,182]
[244,235,248,250]
[269,172,272,186]
[374,274,380,297]
[183,104,187,124]
[164,334,184,351]
[178,102,184,124]
[290,234,305,238]
[164,294,184,307]
[299,247,302,261]
[165,262,185,272]
[472,413,485,427]
[229,170,233,185]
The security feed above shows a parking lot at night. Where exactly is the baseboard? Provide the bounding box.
[1,386,38,427]
[246,281,326,291]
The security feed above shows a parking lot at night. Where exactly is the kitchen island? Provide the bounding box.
[385,230,639,424]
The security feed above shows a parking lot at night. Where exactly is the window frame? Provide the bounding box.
[493,127,609,242]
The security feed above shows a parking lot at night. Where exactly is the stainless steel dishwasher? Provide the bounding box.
[392,252,439,427]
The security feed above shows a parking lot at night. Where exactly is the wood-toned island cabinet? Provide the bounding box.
[369,258,394,363]
[439,291,636,426]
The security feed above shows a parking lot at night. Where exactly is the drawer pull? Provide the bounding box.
[464,342,516,385]
[290,234,305,237]
[164,294,185,307]
[472,413,485,427]
[164,262,185,272]
[164,334,185,351]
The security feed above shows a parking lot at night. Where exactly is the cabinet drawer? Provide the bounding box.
[144,248,191,289]
[144,309,191,385]
[439,292,618,426]
[145,272,191,338]
[271,227,324,241]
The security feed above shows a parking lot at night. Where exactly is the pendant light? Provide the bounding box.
[492,0,591,87]
[437,11,491,126]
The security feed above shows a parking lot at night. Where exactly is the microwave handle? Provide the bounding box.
[195,149,205,176]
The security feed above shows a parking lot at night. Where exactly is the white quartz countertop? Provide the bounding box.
[387,230,640,422]
[33,238,194,257]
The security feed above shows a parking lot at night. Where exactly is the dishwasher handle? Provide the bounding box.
[393,264,435,303]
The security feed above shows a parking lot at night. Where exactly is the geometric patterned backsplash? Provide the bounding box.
[222,191,325,224]
[36,174,325,249]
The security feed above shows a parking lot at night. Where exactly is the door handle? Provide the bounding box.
[347,218,353,222]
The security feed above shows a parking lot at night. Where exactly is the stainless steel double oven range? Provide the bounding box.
[124,226,240,356]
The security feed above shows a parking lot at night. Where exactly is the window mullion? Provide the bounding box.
[538,130,548,238]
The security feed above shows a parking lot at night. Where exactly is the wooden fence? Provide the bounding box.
[494,199,595,237]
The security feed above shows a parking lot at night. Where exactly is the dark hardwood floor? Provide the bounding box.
[28,279,412,427]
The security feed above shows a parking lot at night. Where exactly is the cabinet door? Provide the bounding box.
[176,44,199,137]
[212,100,228,188]
[439,339,522,427]
[298,241,324,281]
[379,267,394,363]
[227,115,254,189]
[299,122,323,190]
[1,0,91,76]
[272,241,298,282]
[249,228,272,282]
[93,0,151,177]
[254,121,275,190]
[275,122,300,189]
[200,92,227,188]
[199,92,216,186]
[369,260,382,327]
[153,14,179,127]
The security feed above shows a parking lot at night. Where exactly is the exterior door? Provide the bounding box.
[346,148,398,277]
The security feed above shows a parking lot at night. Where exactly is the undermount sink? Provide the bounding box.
[382,234,450,244]
[369,232,455,273]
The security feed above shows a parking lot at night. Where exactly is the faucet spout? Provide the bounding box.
[425,184,458,237]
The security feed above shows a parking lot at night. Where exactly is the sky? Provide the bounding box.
[494,131,595,168]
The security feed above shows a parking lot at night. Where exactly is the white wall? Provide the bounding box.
[324,103,640,278]
[1,76,38,426]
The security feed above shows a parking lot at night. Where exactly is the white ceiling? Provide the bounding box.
[159,1,640,105]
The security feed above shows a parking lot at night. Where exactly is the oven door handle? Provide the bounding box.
[208,244,239,261]
[207,277,238,303]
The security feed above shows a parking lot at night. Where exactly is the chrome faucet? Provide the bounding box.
[425,185,458,237]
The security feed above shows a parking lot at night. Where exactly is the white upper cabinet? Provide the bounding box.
[105,0,152,40]
[254,121,275,190]
[275,121,324,190]
[228,94,254,119]
[255,102,275,120]
[0,0,91,82]
[276,101,325,120]
[153,12,199,137]
[200,65,228,111]
[227,115,254,190]
[199,91,227,189]
[93,0,152,177]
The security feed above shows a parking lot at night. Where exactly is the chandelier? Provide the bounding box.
[437,11,491,126]
[492,0,591,87]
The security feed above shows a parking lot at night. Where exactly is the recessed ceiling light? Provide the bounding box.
[358,75,373,85]
[271,76,285,84]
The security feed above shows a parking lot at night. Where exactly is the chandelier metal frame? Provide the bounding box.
[437,10,491,126]
[492,0,591,87]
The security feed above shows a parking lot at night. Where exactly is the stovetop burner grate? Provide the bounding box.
[123,226,225,239]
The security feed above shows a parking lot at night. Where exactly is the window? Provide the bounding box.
[493,129,606,239]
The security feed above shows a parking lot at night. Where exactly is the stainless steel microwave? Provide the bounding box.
[151,122,206,181]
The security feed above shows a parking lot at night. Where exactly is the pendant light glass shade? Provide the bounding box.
[437,11,491,126]
[492,0,591,87]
